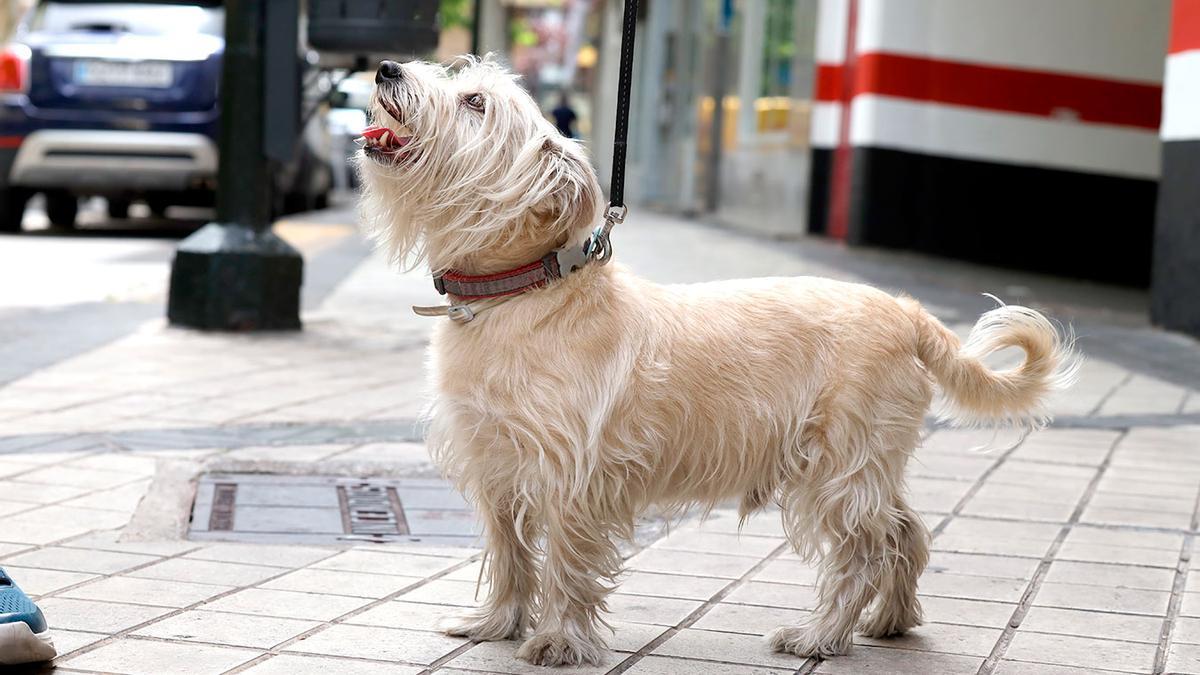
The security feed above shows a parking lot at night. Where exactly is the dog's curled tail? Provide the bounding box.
[903,297,1079,433]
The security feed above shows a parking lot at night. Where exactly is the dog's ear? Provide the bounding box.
[533,135,602,236]
[494,133,600,238]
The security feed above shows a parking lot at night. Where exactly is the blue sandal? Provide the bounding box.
[0,568,56,665]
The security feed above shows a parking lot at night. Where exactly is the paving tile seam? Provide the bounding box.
[416,641,479,675]
[931,555,1177,576]
[1088,371,1135,417]
[0,419,427,455]
[929,427,1030,538]
[646,546,782,560]
[218,652,276,673]
[9,407,1200,459]
[227,648,439,674]
[976,428,1128,675]
[217,373,429,427]
[5,357,304,420]
[999,656,1134,674]
[1152,481,1200,673]
[795,654,822,674]
[440,649,807,675]
[945,513,1200,538]
[64,634,268,674]
[107,631,302,654]
[0,477,155,524]
[0,450,116,482]
[0,469,188,551]
[678,529,789,540]
[222,552,483,668]
[1022,604,1175,620]
[605,541,796,675]
[34,531,308,594]
[14,544,213,602]
[1017,627,1166,647]
[47,545,348,665]
[0,431,89,454]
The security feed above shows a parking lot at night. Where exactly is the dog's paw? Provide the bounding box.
[516,631,605,666]
[766,624,853,658]
[441,606,527,642]
[856,608,921,639]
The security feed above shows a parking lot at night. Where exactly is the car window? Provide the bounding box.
[31,2,224,37]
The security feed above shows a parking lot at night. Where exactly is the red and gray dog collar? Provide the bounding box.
[414,206,625,323]
[434,248,582,300]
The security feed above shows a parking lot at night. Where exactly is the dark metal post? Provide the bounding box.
[1151,144,1200,337]
[705,0,733,212]
[166,0,303,331]
[471,0,483,55]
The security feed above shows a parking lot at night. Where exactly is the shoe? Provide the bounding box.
[0,568,56,665]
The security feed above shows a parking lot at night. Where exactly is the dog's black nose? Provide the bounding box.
[376,60,403,84]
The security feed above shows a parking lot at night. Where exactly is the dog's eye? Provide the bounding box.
[464,93,485,111]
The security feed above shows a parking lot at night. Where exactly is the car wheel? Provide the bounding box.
[45,191,78,229]
[107,198,131,220]
[147,197,171,218]
[0,187,30,233]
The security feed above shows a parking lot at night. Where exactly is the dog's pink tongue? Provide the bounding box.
[361,125,412,149]
[361,125,389,142]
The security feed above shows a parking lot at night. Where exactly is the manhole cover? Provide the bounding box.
[190,474,479,546]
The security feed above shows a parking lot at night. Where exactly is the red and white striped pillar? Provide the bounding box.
[1152,0,1200,335]
[808,0,1170,286]
[807,0,850,236]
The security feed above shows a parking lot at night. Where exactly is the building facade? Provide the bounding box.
[807,0,1170,288]
[616,0,1200,337]
[622,0,820,237]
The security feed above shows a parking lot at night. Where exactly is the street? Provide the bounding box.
[1,203,1199,674]
[0,197,370,387]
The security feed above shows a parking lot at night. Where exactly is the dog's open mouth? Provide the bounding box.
[361,124,414,162]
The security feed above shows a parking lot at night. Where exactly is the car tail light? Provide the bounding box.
[0,45,31,93]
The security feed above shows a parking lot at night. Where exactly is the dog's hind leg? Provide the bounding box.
[515,502,619,666]
[444,492,537,641]
[768,418,901,658]
[857,498,929,637]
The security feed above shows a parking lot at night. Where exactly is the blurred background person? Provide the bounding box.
[551,90,579,138]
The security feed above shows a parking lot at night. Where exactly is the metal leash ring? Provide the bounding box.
[590,204,626,265]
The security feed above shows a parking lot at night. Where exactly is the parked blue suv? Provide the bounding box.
[0,0,331,231]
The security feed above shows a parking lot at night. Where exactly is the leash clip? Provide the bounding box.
[591,204,626,265]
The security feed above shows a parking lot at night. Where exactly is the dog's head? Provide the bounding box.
[358,56,601,274]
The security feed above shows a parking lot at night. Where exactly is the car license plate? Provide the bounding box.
[73,60,173,88]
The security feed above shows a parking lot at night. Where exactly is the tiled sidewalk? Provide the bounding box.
[2,211,1200,674]
[4,424,1200,674]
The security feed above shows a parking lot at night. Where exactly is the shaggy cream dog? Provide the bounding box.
[357,57,1076,667]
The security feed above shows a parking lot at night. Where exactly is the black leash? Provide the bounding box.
[609,0,638,211]
[590,0,638,264]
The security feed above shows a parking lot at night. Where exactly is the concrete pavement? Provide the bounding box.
[1,206,1199,674]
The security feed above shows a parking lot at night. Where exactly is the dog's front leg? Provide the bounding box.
[515,503,617,666]
[444,494,536,641]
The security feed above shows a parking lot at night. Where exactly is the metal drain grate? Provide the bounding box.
[189,473,478,546]
[208,483,237,531]
[337,482,410,541]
